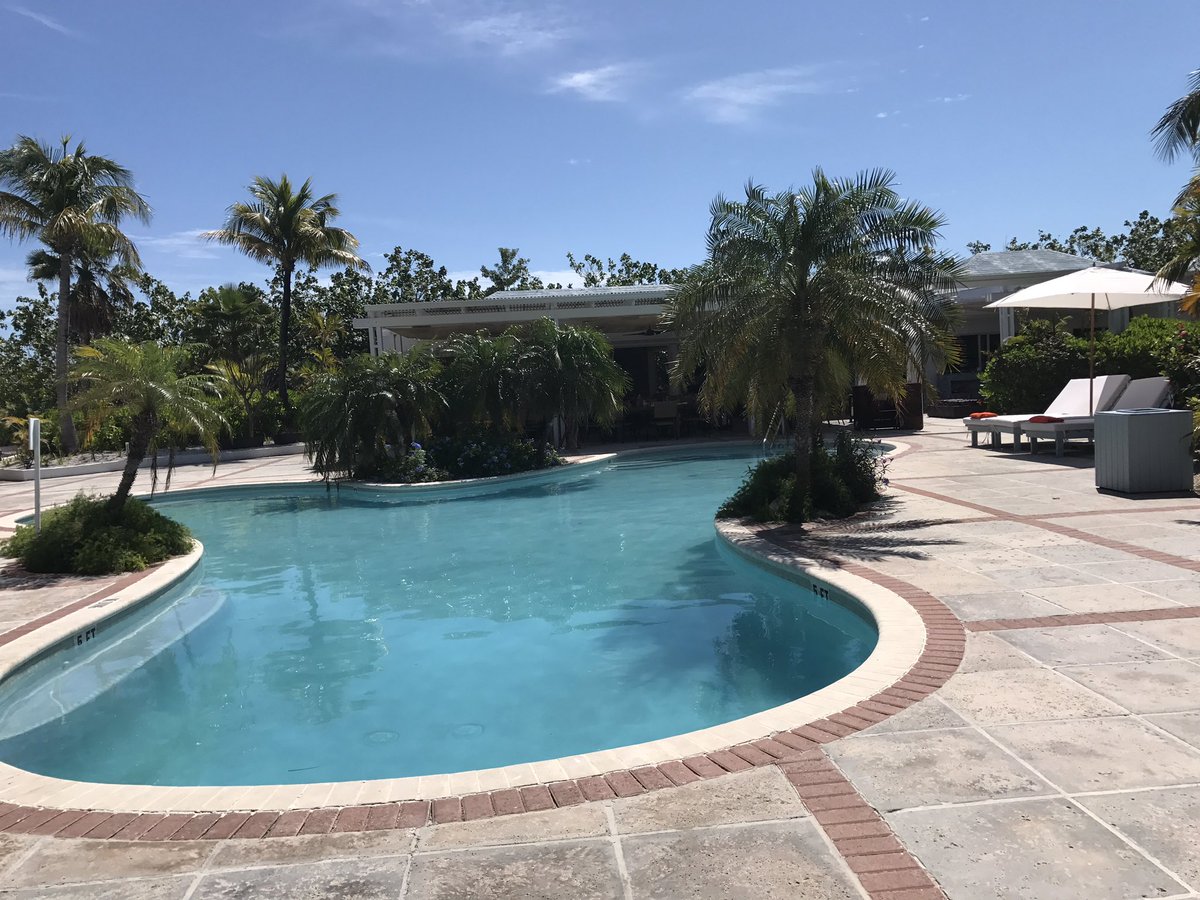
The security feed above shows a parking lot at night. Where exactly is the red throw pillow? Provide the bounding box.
[969,412,998,419]
[1028,415,1064,423]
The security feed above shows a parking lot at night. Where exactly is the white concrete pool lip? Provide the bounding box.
[0,445,926,817]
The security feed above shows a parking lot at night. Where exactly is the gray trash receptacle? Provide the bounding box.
[1095,408,1194,493]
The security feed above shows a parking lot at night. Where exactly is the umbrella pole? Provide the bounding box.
[1089,292,1095,415]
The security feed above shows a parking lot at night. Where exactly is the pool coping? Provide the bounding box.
[0,440,954,838]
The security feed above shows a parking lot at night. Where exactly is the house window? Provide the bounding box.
[959,334,1002,372]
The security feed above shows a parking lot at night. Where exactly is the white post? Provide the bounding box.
[29,418,41,534]
[998,307,1017,344]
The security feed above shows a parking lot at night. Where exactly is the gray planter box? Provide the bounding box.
[1095,409,1194,494]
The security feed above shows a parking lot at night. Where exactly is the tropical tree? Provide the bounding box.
[667,171,961,504]
[1152,68,1200,166]
[0,136,151,452]
[1152,71,1200,314]
[440,330,523,431]
[71,338,225,511]
[1153,178,1200,314]
[0,286,56,415]
[203,175,368,421]
[481,247,543,294]
[520,318,630,449]
[26,247,134,344]
[301,307,345,373]
[299,350,443,480]
[566,251,688,286]
[191,284,279,443]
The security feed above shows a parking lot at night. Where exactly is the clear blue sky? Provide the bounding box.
[1,0,1196,309]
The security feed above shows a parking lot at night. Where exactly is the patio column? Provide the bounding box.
[998,307,1017,343]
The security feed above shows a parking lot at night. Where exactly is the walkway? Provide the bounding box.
[0,425,1197,899]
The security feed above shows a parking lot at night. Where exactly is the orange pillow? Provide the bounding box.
[1028,415,1064,423]
[969,412,998,419]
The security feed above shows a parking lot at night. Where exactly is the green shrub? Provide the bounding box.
[719,434,885,523]
[429,432,562,479]
[1,494,193,575]
[981,316,1200,414]
[979,319,1089,413]
[370,443,446,483]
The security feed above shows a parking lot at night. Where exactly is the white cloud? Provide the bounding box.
[310,0,575,59]
[549,64,638,103]
[566,157,591,166]
[135,229,221,261]
[449,8,572,56]
[875,110,901,119]
[931,93,970,103]
[7,4,79,37]
[684,67,831,124]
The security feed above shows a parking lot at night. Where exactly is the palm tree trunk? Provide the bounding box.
[790,371,816,512]
[277,262,294,424]
[109,415,153,512]
[56,254,79,453]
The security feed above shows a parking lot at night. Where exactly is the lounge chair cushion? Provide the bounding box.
[1029,415,1064,423]
[1113,376,1171,410]
[969,412,998,419]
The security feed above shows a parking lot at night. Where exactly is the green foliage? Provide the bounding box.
[481,247,542,294]
[203,173,369,416]
[1,414,59,466]
[429,432,562,480]
[368,246,469,304]
[519,318,631,448]
[298,351,444,480]
[1,494,192,574]
[439,330,523,432]
[72,338,225,507]
[668,170,961,499]
[979,319,1089,413]
[566,252,688,286]
[372,443,446,483]
[983,210,1192,274]
[718,434,884,523]
[0,287,55,416]
[0,135,153,453]
[980,317,1200,413]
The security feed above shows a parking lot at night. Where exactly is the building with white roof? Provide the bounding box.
[353,250,1177,403]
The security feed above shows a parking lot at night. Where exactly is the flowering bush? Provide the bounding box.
[373,442,446,483]
[428,432,562,479]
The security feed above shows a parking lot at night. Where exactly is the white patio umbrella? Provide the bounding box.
[985,266,1189,412]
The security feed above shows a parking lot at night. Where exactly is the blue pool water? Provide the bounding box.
[0,447,877,786]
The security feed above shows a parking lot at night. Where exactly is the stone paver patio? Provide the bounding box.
[0,421,1198,899]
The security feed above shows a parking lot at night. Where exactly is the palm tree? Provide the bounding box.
[299,350,443,480]
[1152,68,1200,164]
[203,175,368,422]
[520,317,630,449]
[1154,177,1200,314]
[440,330,523,431]
[302,308,346,374]
[26,247,134,344]
[667,170,961,505]
[72,338,224,511]
[0,136,151,452]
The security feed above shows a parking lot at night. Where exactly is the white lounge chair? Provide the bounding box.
[963,375,1130,451]
[1025,377,1172,456]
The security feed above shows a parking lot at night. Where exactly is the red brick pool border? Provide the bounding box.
[0,527,962,839]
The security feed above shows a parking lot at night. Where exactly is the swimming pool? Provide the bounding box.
[0,446,877,786]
